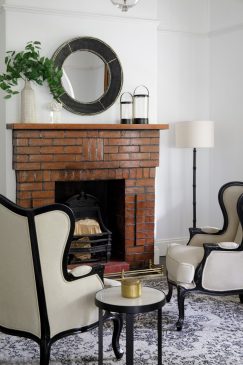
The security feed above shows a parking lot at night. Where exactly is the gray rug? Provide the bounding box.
[0,277,243,364]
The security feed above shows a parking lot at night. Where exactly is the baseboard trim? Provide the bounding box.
[154,236,188,264]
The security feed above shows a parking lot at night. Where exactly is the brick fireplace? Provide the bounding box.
[7,123,168,269]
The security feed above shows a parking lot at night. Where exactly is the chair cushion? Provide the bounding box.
[166,243,204,284]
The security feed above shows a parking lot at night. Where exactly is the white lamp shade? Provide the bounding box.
[175,121,214,148]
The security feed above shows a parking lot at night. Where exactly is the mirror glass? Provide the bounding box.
[62,51,110,103]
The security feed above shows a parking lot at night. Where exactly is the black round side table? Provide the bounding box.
[95,286,166,365]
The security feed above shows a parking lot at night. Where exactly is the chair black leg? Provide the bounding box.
[176,286,187,331]
[40,338,51,365]
[166,281,173,302]
[239,294,243,303]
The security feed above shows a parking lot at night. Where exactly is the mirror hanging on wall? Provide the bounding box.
[52,37,123,115]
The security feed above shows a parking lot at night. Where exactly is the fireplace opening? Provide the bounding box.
[55,180,125,262]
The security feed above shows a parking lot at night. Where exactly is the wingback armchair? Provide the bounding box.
[166,181,243,330]
[0,194,123,364]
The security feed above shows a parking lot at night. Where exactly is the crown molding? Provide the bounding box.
[209,23,243,37]
[1,3,160,27]
[4,2,242,37]
[158,25,209,38]
[158,22,243,38]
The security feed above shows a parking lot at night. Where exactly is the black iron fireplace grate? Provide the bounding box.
[65,192,112,265]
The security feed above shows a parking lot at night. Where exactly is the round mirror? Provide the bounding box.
[52,37,123,115]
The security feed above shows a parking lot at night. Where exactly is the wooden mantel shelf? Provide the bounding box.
[7,123,169,130]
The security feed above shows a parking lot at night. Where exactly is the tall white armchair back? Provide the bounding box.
[35,210,103,337]
[189,183,243,246]
[0,203,41,337]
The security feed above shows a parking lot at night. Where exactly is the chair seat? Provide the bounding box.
[166,243,204,285]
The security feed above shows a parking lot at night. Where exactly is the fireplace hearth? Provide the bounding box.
[8,123,168,269]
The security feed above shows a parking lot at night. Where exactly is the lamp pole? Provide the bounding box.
[175,120,214,229]
[193,148,197,228]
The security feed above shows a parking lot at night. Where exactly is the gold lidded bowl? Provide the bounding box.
[121,278,142,298]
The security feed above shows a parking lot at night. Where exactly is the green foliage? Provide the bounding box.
[0,41,64,100]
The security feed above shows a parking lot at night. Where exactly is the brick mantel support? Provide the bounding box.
[7,123,168,268]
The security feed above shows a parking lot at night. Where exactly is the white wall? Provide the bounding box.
[155,0,211,254]
[155,0,243,253]
[209,0,243,227]
[1,0,158,199]
[210,0,243,32]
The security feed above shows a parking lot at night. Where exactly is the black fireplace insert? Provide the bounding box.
[65,192,112,265]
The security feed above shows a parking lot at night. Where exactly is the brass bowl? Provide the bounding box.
[121,278,142,298]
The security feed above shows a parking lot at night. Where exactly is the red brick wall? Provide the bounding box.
[11,126,161,269]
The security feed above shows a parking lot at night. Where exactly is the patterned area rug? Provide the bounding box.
[0,277,243,364]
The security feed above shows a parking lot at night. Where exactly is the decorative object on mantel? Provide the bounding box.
[52,37,123,116]
[21,80,36,123]
[133,85,149,124]
[175,120,214,228]
[120,92,133,124]
[111,0,140,12]
[48,100,62,123]
[0,41,64,123]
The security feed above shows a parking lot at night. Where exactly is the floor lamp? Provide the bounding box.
[175,121,214,228]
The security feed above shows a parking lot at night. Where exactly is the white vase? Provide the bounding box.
[21,80,36,123]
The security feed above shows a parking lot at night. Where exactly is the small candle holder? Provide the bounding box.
[48,100,62,123]
[121,278,142,298]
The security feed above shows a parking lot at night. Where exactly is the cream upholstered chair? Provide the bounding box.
[166,181,243,330]
[0,194,123,364]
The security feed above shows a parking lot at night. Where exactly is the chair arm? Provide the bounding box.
[189,227,204,238]
[203,242,239,255]
[200,226,220,234]
[189,226,220,240]
[218,242,239,249]
[67,264,104,281]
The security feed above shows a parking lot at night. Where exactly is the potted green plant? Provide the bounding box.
[0,41,64,122]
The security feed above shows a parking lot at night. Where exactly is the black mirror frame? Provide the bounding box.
[52,37,123,115]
